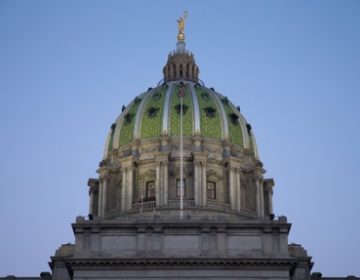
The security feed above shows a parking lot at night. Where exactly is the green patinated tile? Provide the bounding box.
[195,88,222,139]
[140,87,167,139]
[119,99,141,146]
[169,86,193,136]
[221,99,244,147]
[107,130,115,153]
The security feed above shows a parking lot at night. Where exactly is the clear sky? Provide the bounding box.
[0,0,359,277]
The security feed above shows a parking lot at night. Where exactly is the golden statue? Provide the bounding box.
[177,11,188,42]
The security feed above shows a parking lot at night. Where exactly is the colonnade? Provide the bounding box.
[90,156,274,219]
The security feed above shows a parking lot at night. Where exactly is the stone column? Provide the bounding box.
[163,160,169,206]
[155,162,161,207]
[97,182,103,216]
[193,152,207,207]
[87,178,99,216]
[264,178,275,215]
[229,167,236,211]
[256,179,261,217]
[121,169,127,212]
[194,161,200,205]
[260,178,264,216]
[89,190,94,215]
[101,178,108,215]
[255,177,264,218]
[97,170,109,217]
[127,166,133,210]
[268,188,273,214]
[201,162,207,207]
[236,168,241,211]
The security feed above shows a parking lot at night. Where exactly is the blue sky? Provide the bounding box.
[0,0,359,277]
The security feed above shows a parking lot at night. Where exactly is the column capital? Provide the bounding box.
[154,151,169,162]
[119,156,135,168]
[193,151,207,158]
[225,156,241,168]
[98,169,110,180]
[264,178,275,188]
[193,151,207,164]
[87,178,99,188]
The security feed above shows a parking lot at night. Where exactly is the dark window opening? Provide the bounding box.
[207,181,216,200]
[145,181,155,201]
[176,179,186,197]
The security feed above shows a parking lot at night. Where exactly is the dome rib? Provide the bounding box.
[238,114,250,149]
[161,82,175,136]
[188,82,201,135]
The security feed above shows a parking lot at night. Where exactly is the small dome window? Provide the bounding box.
[201,91,210,101]
[124,113,134,125]
[229,113,239,125]
[152,92,162,101]
[246,123,252,135]
[221,97,229,105]
[147,107,160,118]
[134,97,142,104]
[204,106,216,118]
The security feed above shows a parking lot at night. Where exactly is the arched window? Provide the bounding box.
[145,181,155,201]
[207,181,216,200]
[176,179,186,197]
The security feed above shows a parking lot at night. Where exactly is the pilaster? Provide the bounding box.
[87,178,99,216]
[193,152,207,206]
[155,152,169,207]
[264,178,275,215]
[97,168,109,217]
[119,156,134,211]
[255,167,265,218]
[227,156,241,212]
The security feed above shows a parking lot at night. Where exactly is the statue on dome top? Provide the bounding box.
[177,11,188,42]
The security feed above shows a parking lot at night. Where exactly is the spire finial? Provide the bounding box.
[177,11,188,42]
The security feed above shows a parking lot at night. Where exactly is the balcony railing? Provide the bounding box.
[206,200,230,212]
[105,199,234,219]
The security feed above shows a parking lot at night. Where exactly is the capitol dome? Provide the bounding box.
[46,15,317,280]
[88,28,274,221]
[103,72,259,161]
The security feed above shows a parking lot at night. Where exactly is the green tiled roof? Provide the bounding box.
[107,82,257,159]
[118,99,141,146]
[140,88,166,139]
[222,99,244,147]
[195,87,222,139]
[169,85,193,136]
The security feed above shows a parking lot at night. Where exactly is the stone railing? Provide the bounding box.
[167,199,195,208]
[105,199,236,219]
[132,200,156,212]
[206,200,230,212]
